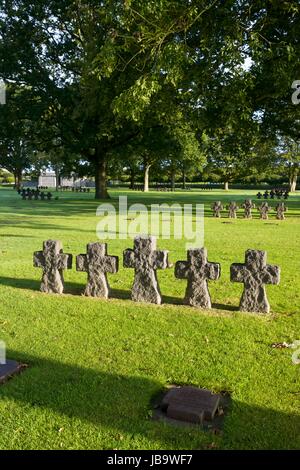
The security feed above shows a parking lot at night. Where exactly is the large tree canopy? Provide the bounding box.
[0,1,300,195]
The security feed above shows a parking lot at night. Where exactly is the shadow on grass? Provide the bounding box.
[212,303,239,312]
[0,234,38,238]
[1,350,163,439]
[1,350,300,449]
[0,277,241,312]
[0,276,82,296]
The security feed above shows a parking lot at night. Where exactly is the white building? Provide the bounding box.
[38,171,56,188]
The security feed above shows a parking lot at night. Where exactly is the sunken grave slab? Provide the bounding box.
[160,386,221,424]
[0,360,24,384]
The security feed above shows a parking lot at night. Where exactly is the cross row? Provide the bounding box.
[33,237,280,314]
[212,200,287,220]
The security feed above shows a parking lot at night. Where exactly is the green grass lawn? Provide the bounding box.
[0,186,299,450]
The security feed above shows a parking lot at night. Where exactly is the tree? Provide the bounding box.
[0,85,35,187]
[0,0,253,198]
[275,137,300,192]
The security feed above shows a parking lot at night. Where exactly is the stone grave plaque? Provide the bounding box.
[0,360,24,385]
[160,386,221,424]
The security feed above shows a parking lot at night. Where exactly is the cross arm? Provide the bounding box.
[230,264,247,283]
[58,253,73,270]
[33,251,45,268]
[104,256,119,274]
[76,254,88,272]
[153,250,169,269]
[123,249,136,268]
[175,261,189,279]
[205,262,221,281]
[262,265,280,285]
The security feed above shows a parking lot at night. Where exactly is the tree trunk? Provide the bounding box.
[143,163,151,192]
[15,170,22,190]
[224,181,229,191]
[129,168,135,190]
[171,169,176,191]
[95,150,110,199]
[55,165,60,192]
[182,169,186,189]
[289,174,297,192]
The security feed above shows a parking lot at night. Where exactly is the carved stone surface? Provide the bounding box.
[230,249,280,313]
[227,202,239,218]
[76,243,118,298]
[175,248,220,308]
[242,199,255,219]
[275,202,287,220]
[211,201,223,218]
[123,236,169,304]
[161,386,221,424]
[34,240,72,294]
[258,202,271,220]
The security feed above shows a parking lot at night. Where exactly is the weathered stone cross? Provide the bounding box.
[123,236,169,304]
[211,201,223,218]
[34,240,73,294]
[76,243,118,298]
[227,201,239,218]
[175,248,220,308]
[242,199,255,219]
[258,202,270,220]
[230,249,280,313]
[275,202,287,220]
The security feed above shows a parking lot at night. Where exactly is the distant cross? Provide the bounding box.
[175,248,220,308]
[258,202,271,220]
[275,202,287,220]
[230,249,280,313]
[34,240,72,294]
[227,202,239,219]
[76,243,118,298]
[123,236,169,304]
[211,201,223,218]
[242,199,255,219]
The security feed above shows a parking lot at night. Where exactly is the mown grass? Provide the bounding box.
[0,186,299,450]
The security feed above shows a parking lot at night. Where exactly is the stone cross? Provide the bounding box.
[258,202,271,220]
[76,243,118,298]
[227,202,239,218]
[242,199,255,219]
[230,249,280,313]
[275,202,287,220]
[175,248,220,308]
[34,240,72,294]
[123,236,169,304]
[211,201,223,218]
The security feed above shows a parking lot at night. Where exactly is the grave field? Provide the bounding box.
[0,187,299,450]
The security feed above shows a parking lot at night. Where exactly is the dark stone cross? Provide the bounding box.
[211,201,223,218]
[34,240,73,294]
[76,243,118,298]
[227,201,239,218]
[242,199,255,219]
[258,202,271,220]
[123,236,169,304]
[275,202,287,220]
[230,249,280,313]
[175,248,220,308]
